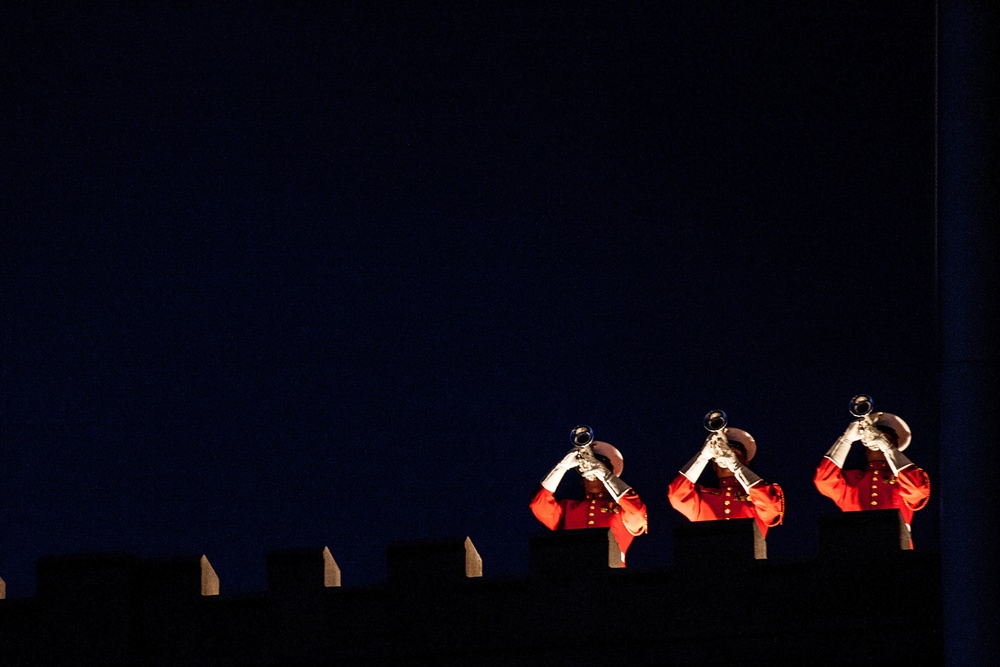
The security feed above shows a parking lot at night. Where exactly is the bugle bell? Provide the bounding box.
[850,394,874,418]
[703,410,728,433]
[571,424,595,447]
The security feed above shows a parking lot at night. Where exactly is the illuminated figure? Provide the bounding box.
[667,410,785,538]
[814,395,930,544]
[530,425,648,565]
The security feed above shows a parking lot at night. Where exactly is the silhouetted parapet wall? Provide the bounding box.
[0,530,946,666]
[673,517,766,567]
[143,554,220,599]
[35,552,135,601]
[136,555,219,662]
[386,536,482,585]
[267,546,340,599]
[29,553,219,665]
[33,553,139,665]
[249,547,343,664]
[34,552,218,602]
[529,527,622,576]
[818,509,911,560]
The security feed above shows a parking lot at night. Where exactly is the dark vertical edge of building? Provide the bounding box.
[938,1,1000,664]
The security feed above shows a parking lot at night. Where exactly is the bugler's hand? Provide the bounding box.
[843,421,864,442]
[556,448,581,472]
[583,459,612,480]
[709,437,739,471]
[858,422,889,451]
[705,433,727,458]
[873,434,894,453]
[576,447,610,478]
[715,450,740,472]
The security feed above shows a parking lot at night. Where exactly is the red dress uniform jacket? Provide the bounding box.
[529,486,648,564]
[813,458,930,528]
[667,474,785,538]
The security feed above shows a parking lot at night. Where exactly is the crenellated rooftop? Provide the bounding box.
[0,510,943,665]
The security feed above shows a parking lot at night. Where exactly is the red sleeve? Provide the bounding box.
[813,458,863,511]
[616,490,648,536]
[667,474,704,522]
[897,465,931,512]
[748,482,785,528]
[529,485,564,530]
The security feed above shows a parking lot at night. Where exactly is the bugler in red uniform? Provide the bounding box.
[667,422,784,538]
[529,426,648,565]
[667,474,784,538]
[529,486,648,561]
[814,459,930,525]
[814,410,930,541]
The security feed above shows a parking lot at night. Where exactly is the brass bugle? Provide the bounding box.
[850,394,874,418]
[703,410,728,433]
[571,424,595,447]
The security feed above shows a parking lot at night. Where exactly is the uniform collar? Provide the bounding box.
[718,477,740,488]
[867,460,889,471]
[585,491,609,500]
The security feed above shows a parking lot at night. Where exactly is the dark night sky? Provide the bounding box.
[2,2,938,596]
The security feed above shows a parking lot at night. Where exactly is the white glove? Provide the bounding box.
[575,446,606,478]
[843,420,864,443]
[859,421,888,451]
[679,438,716,483]
[601,473,632,502]
[576,448,632,501]
[541,448,580,493]
[713,444,740,472]
[732,463,763,493]
[877,441,915,476]
[871,433,894,453]
[709,438,761,492]
[824,423,858,468]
